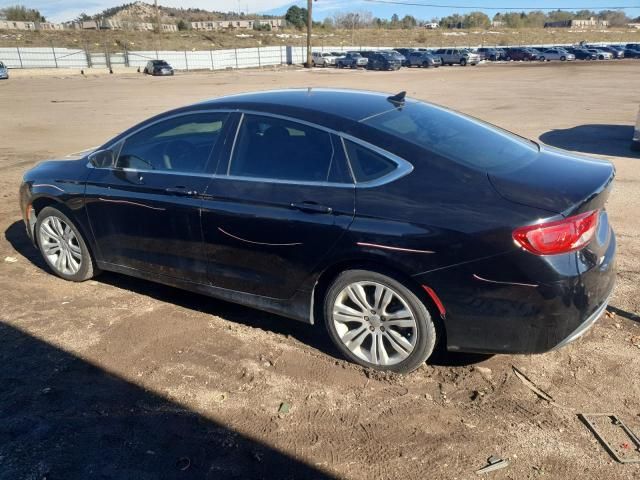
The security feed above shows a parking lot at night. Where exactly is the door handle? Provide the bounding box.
[165,186,197,196]
[290,201,333,214]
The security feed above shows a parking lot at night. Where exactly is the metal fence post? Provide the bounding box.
[257,47,261,67]
[234,48,239,69]
[209,48,214,70]
[105,44,111,71]
[84,44,92,68]
[51,43,58,68]
[124,45,130,67]
[280,45,283,65]
[184,50,189,71]
[16,45,23,68]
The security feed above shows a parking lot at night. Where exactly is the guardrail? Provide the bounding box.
[0,43,625,70]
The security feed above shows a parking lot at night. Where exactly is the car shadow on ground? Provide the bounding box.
[607,305,640,323]
[539,124,640,159]
[5,220,491,369]
[0,321,337,479]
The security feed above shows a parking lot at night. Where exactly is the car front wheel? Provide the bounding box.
[36,206,99,282]
[324,270,437,373]
[460,58,467,66]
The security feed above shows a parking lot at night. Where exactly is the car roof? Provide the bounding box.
[190,89,407,130]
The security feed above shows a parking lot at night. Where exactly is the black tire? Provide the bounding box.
[324,269,437,373]
[539,56,545,61]
[460,58,467,66]
[422,61,429,68]
[560,56,566,61]
[35,206,99,282]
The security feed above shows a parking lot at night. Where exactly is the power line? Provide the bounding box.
[363,0,640,9]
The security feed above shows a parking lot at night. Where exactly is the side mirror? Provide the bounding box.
[88,149,115,168]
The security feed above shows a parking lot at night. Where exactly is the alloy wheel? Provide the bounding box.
[38,215,83,275]
[332,281,418,366]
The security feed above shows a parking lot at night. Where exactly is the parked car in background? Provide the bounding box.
[587,49,613,60]
[476,48,504,61]
[406,51,441,68]
[539,49,575,61]
[19,88,617,373]
[337,52,368,69]
[143,60,174,76]
[566,47,597,60]
[625,43,640,51]
[0,61,8,79]
[387,50,407,65]
[395,48,415,65]
[632,105,640,151]
[434,48,479,66]
[365,52,402,71]
[620,47,640,58]
[505,48,538,61]
[594,45,624,58]
[312,51,338,67]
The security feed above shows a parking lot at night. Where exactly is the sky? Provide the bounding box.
[1,0,639,24]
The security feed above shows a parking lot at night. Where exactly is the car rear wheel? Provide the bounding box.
[460,58,467,66]
[36,206,98,282]
[422,61,429,68]
[324,270,437,373]
[560,56,566,61]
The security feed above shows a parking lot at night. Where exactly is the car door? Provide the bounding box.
[200,112,355,299]
[84,111,232,282]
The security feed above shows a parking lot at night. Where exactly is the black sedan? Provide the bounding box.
[19,89,616,373]
[567,48,597,60]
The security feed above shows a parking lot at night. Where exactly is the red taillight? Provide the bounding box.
[513,210,599,255]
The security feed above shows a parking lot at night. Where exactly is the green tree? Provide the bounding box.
[464,11,490,28]
[0,5,45,22]
[401,14,417,29]
[285,5,308,29]
[598,10,629,26]
[176,19,190,30]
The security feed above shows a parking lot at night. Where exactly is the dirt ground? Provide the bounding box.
[1,61,639,480]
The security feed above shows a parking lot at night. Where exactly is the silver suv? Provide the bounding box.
[434,48,480,66]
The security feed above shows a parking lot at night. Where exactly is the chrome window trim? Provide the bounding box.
[86,107,414,188]
[226,109,413,189]
[87,109,236,174]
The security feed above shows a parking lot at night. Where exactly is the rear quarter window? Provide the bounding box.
[344,140,397,183]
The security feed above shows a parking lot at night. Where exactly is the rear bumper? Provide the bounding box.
[413,231,616,354]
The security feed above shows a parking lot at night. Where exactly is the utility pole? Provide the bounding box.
[154,0,161,33]
[305,0,313,68]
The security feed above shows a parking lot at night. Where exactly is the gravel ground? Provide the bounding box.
[0,61,639,480]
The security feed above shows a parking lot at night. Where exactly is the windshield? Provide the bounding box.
[362,101,538,173]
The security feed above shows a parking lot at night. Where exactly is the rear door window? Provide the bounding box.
[228,114,347,183]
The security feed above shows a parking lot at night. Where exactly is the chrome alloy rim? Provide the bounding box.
[332,281,418,366]
[38,216,82,275]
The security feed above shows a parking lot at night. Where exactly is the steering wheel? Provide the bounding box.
[162,140,196,170]
[119,154,154,170]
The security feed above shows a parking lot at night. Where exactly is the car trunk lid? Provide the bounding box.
[488,145,615,216]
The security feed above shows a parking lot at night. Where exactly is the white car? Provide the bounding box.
[539,49,575,61]
[588,49,613,60]
[311,52,337,67]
